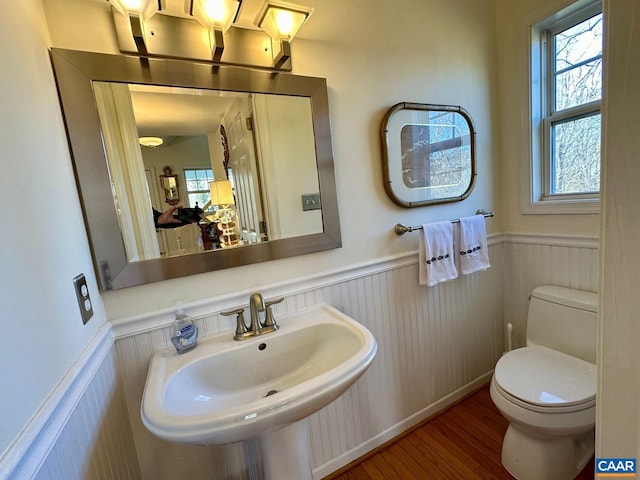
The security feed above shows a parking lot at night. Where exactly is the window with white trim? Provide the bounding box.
[184,168,214,209]
[529,2,602,211]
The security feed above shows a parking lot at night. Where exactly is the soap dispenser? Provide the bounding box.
[170,307,198,354]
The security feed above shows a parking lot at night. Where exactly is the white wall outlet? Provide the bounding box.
[73,274,94,325]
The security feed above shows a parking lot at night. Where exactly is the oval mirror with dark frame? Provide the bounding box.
[381,102,477,208]
[50,48,341,290]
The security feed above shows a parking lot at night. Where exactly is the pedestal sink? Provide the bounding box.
[141,303,377,479]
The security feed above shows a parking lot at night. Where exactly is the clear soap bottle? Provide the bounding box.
[170,307,198,354]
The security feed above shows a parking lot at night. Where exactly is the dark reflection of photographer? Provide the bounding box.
[153,205,202,229]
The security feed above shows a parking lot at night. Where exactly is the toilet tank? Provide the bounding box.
[526,286,598,363]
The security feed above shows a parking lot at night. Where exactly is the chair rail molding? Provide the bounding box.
[110,233,508,338]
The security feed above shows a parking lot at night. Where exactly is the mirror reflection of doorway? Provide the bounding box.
[145,167,167,256]
[225,99,265,245]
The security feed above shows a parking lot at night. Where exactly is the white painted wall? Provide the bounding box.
[597,0,640,461]
[42,0,501,321]
[0,0,107,458]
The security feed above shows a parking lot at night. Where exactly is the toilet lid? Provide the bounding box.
[494,346,596,409]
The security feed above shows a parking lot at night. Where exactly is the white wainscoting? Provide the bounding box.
[503,234,599,349]
[1,324,140,480]
[115,242,505,479]
[3,234,600,480]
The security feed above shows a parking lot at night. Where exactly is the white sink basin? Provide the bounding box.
[141,303,377,446]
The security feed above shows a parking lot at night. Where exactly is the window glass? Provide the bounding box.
[551,113,601,194]
[184,168,214,208]
[544,9,602,199]
[553,13,603,111]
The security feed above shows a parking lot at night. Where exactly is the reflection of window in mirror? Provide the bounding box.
[185,168,214,210]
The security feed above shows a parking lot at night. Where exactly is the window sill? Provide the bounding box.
[521,198,600,215]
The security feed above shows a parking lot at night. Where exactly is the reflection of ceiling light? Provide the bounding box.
[139,136,164,147]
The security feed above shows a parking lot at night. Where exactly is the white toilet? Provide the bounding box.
[490,286,597,480]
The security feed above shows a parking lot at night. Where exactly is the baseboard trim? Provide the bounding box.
[312,371,494,479]
[0,323,113,480]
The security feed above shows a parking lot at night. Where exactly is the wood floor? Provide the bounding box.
[326,386,594,480]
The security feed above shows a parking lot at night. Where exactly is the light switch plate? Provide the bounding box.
[73,274,94,325]
[301,193,321,211]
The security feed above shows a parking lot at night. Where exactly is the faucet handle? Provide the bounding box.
[221,308,248,338]
[263,297,284,328]
[265,297,284,308]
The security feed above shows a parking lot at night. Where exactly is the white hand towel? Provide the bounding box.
[458,215,491,275]
[418,221,458,286]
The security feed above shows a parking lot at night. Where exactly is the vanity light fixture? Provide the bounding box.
[110,0,164,55]
[189,0,240,62]
[255,0,313,68]
[139,136,164,147]
[109,0,312,70]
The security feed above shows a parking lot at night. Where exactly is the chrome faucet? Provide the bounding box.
[221,293,283,341]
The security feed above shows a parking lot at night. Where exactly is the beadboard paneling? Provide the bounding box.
[115,243,505,479]
[6,236,601,480]
[33,345,140,480]
[503,239,599,349]
[2,325,140,480]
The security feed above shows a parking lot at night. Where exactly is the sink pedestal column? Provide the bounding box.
[259,420,312,480]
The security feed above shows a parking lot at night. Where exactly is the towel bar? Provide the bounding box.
[394,209,494,236]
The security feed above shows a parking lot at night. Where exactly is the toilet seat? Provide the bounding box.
[494,346,596,413]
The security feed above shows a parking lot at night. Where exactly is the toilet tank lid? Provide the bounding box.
[531,286,598,313]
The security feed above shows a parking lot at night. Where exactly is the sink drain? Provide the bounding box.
[264,389,279,397]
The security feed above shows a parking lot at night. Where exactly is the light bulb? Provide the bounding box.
[256,2,312,42]
[275,10,296,37]
[192,0,239,31]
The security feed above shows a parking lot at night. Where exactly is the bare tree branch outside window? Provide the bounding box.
[549,12,602,195]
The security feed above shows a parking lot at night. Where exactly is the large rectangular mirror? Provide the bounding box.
[50,48,341,290]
